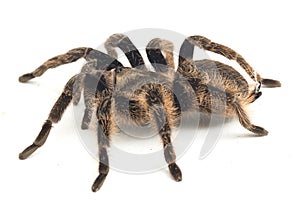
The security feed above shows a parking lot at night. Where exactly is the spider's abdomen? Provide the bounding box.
[177,59,252,117]
[195,59,249,97]
[195,85,236,116]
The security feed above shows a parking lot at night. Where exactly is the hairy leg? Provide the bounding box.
[72,60,97,105]
[146,38,175,70]
[81,88,96,130]
[92,125,110,192]
[232,102,268,136]
[179,35,281,87]
[81,70,114,130]
[159,121,182,181]
[92,95,114,192]
[19,48,123,83]
[19,75,78,159]
[19,48,91,82]
[105,33,146,70]
[146,85,182,181]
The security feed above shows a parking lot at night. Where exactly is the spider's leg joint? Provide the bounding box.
[19,120,52,160]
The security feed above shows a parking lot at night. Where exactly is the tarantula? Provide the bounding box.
[18,33,281,192]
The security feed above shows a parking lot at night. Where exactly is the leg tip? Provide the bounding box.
[91,186,99,193]
[252,125,269,136]
[91,173,107,192]
[18,143,40,160]
[19,152,28,160]
[262,79,281,88]
[168,163,182,182]
[19,73,35,83]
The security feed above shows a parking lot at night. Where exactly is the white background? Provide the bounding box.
[1,0,299,199]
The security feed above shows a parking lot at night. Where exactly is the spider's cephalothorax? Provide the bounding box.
[19,33,281,192]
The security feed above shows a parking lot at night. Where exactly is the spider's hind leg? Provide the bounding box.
[232,101,268,136]
[19,74,78,159]
[179,35,281,87]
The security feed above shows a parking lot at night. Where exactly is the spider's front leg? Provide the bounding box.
[19,74,78,159]
[18,46,124,131]
[19,47,123,83]
[19,48,91,83]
